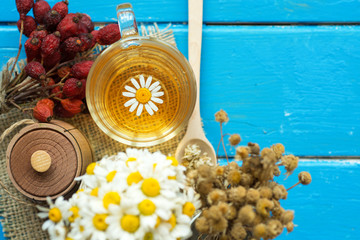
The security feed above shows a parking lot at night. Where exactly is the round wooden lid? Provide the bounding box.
[7,123,81,200]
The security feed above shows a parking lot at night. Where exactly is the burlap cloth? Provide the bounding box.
[0,108,185,239]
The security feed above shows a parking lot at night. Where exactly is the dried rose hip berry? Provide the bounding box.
[17,16,37,37]
[37,98,55,109]
[63,78,83,98]
[52,0,68,19]
[78,33,96,52]
[97,24,121,45]
[71,60,93,79]
[54,104,76,118]
[61,98,84,114]
[25,61,46,80]
[42,77,55,87]
[56,13,79,40]
[16,0,34,17]
[33,103,53,122]
[61,37,82,54]
[51,85,63,98]
[41,31,61,58]
[30,25,48,41]
[43,50,61,70]
[90,30,98,41]
[25,37,41,62]
[33,0,50,24]
[57,66,71,78]
[77,13,94,33]
[44,10,62,31]
[76,79,86,100]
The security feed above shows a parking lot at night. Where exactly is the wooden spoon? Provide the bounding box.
[175,0,217,165]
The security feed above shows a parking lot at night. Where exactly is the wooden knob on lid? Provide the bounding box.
[31,150,52,173]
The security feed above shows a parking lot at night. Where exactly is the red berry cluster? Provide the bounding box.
[14,0,122,122]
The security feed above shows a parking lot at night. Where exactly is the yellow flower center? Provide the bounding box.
[127,171,143,186]
[93,214,109,231]
[126,157,137,166]
[76,188,84,193]
[90,187,99,197]
[136,88,152,104]
[166,156,179,166]
[65,237,73,240]
[141,178,160,197]
[144,232,153,240]
[167,214,176,230]
[168,176,176,180]
[121,215,140,233]
[138,199,156,215]
[106,170,117,182]
[182,202,195,217]
[68,206,80,223]
[103,192,121,209]
[80,226,84,232]
[86,162,97,175]
[155,216,161,228]
[48,207,62,223]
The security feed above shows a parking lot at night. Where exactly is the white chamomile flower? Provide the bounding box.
[167,207,192,240]
[181,188,201,218]
[107,209,145,240]
[94,158,127,186]
[122,75,164,116]
[79,203,110,240]
[37,196,71,232]
[68,217,86,240]
[47,221,67,240]
[76,162,100,189]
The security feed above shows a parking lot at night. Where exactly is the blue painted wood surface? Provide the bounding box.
[1,24,359,156]
[3,0,360,23]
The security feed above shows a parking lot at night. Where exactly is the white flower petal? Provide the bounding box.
[152,91,164,97]
[149,81,160,91]
[145,76,153,88]
[129,101,139,112]
[125,85,136,93]
[151,97,163,104]
[139,75,145,87]
[131,78,140,89]
[124,98,136,107]
[136,104,144,116]
[151,85,161,93]
[122,92,135,97]
[148,101,158,112]
[145,103,154,115]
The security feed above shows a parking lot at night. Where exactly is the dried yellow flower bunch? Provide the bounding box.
[184,110,312,240]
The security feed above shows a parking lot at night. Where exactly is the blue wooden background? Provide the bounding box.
[2,0,360,239]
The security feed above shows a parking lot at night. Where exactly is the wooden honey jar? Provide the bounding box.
[6,120,94,201]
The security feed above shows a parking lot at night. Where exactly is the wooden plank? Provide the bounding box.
[0,24,360,156]
[1,159,359,239]
[3,0,360,23]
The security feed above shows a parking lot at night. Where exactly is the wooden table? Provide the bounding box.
[1,0,360,239]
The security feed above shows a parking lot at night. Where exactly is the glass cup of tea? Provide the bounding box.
[86,3,197,147]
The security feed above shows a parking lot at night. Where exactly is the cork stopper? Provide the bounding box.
[31,150,52,173]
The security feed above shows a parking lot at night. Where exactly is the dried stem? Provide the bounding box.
[216,133,230,157]
[287,181,300,191]
[9,20,23,81]
[219,123,229,164]
[59,72,70,83]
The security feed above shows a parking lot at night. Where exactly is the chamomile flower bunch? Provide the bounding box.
[37,149,200,240]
